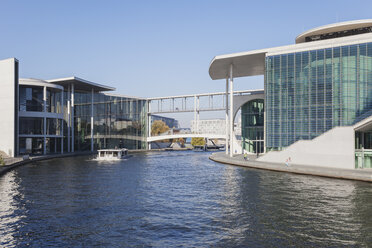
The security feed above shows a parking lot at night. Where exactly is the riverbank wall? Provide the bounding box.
[210,152,372,183]
[0,152,97,177]
[0,149,168,177]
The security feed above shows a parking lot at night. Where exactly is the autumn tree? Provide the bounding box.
[174,138,185,146]
[151,120,170,136]
[191,137,205,146]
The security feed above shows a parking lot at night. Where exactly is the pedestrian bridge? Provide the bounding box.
[147,133,226,142]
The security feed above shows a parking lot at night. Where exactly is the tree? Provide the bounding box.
[174,138,185,146]
[191,137,205,146]
[0,154,5,166]
[151,120,170,136]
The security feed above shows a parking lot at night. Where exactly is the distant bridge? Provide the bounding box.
[147,133,226,142]
[146,89,264,151]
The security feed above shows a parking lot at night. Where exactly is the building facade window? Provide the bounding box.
[241,99,264,154]
[19,86,43,112]
[19,117,43,135]
[355,131,372,168]
[19,137,44,155]
[46,118,62,135]
[73,91,147,152]
[46,89,62,113]
[266,42,372,150]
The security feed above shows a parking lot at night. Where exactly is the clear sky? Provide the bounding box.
[1,0,372,126]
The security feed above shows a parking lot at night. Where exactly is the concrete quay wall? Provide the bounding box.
[210,152,372,183]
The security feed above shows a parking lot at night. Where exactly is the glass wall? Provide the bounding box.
[266,42,372,150]
[19,86,43,112]
[19,137,44,155]
[19,117,43,135]
[46,118,62,135]
[46,89,62,113]
[18,85,64,155]
[241,99,264,154]
[73,91,147,151]
[355,131,372,168]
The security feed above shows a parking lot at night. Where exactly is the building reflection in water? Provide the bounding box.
[217,166,372,247]
[0,171,24,247]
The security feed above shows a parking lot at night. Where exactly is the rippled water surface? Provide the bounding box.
[1,151,372,247]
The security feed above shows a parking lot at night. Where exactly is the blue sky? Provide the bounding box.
[1,0,372,99]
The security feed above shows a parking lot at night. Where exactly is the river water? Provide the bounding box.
[0,151,371,247]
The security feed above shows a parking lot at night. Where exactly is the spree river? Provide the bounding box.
[0,151,372,247]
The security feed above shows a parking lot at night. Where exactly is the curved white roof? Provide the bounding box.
[20,78,64,90]
[296,19,372,44]
[47,76,115,92]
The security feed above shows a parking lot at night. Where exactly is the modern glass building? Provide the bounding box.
[265,43,372,151]
[209,20,372,169]
[3,76,148,156]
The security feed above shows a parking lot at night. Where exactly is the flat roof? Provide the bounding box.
[209,22,372,80]
[20,78,64,90]
[209,49,267,80]
[296,19,372,44]
[47,76,115,92]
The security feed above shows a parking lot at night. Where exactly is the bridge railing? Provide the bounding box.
[147,90,263,114]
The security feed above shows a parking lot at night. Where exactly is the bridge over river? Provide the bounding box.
[146,89,264,150]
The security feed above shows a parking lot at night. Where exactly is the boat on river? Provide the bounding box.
[96,148,129,161]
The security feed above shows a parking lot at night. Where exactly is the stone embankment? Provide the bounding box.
[210,152,372,183]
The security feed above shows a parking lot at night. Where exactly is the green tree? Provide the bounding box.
[191,137,205,146]
[151,120,170,136]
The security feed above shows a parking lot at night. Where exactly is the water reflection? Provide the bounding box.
[0,171,24,247]
[0,151,371,247]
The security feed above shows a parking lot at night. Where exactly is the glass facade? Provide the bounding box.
[19,137,44,155]
[73,92,147,151]
[18,83,64,155]
[46,89,62,113]
[241,99,264,154]
[355,131,372,168]
[19,86,43,112]
[19,117,43,135]
[46,118,62,135]
[266,42,372,150]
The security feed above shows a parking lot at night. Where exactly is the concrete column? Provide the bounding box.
[197,96,200,134]
[225,78,229,155]
[43,86,47,155]
[71,83,74,152]
[229,64,234,157]
[67,85,71,153]
[362,133,365,168]
[193,95,197,132]
[91,88,94,152]
[147,100,152,150]
[61,88,64,154]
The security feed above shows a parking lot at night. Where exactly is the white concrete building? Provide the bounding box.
[209,19,372,169]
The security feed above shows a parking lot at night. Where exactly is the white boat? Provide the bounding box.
[96,148,129,161]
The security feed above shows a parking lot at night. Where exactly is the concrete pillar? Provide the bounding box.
[194,95,197,132]
[71,83,74,152]
[225,78,229,155]
[197,96,200,133]
[61,88,64,154]
[67,85,71,153]
[91,88,94,152]
[229,64,234,157]
[147,100,152,150]
[43,86,47,155]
